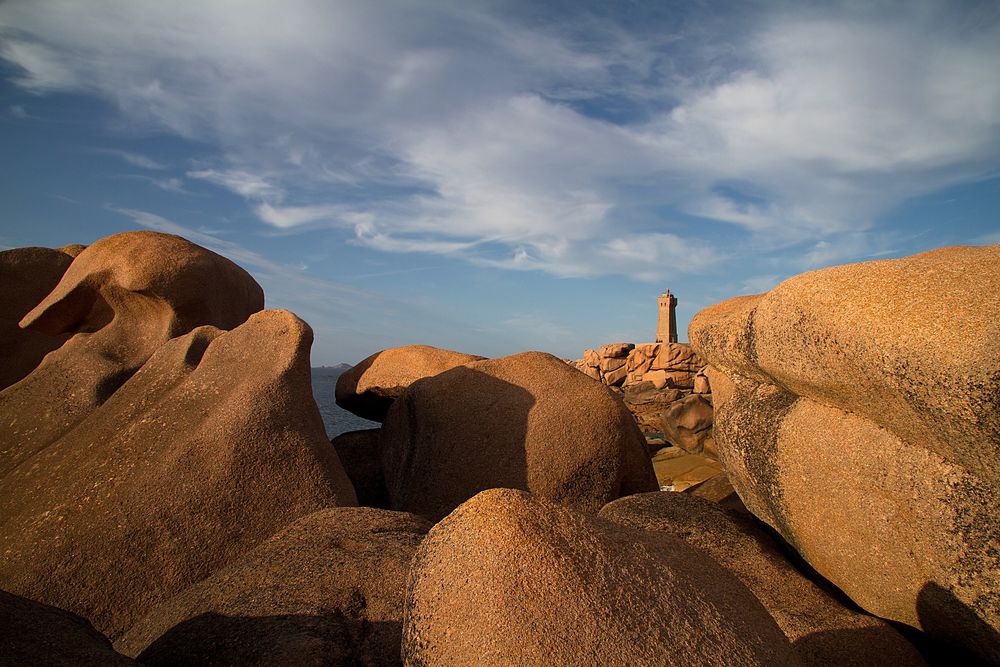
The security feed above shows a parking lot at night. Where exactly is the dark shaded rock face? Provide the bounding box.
[0,232,357,645]
[404,489,797,666]
[0,590,137,666]
[0,246,74,390]
[121,508,430,665]
[600,492,925,667]
[336,344,485,422]
[331,428,389,508]
[379,351,658,522]
[690,243,1000,663]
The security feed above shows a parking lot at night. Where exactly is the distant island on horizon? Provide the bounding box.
[312,363,352,373]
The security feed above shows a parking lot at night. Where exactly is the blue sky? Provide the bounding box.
[1,0,998,365]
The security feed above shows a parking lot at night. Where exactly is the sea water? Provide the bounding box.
[311,367,380,439]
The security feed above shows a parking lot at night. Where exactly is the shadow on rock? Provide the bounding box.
[0,246,74,390]
[378,353,657,523]
[331,428,389,508]
[138,612,402,666]
[910,582,1000,665]
[380,365,532,522]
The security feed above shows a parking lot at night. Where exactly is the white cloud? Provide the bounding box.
[3,0,998,280]
[351,221,480,255]
[187,169,282,201]
[115,174,188,193]
[0,39,75,90]
[395,94,627,241]
[255,202,342,229]
[153,177,185,193]
[599,233,721,281]
[649,10,1000,233]
[100,149,166,170]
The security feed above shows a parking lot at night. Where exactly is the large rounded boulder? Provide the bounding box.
[600,492,925,666]
[403,488,797,666]
[336,345,485,421]
[379,351,657,522]
[689,243,1000,662]
[0,231,264,471]
[0,310,357,643]
[120,508,430,664]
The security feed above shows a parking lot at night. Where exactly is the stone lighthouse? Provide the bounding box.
[656,289,678,343]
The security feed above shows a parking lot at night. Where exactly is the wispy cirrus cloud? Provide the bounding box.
[114,174,189,194]
[255,202,344,229]
[97,149,166,170]
[186,169,283,201]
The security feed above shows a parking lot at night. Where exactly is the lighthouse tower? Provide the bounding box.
[656,289,678,343]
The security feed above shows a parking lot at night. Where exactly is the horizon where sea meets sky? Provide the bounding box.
[1,0,998,365]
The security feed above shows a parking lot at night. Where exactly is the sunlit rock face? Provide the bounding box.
[335,344,485,422]
[0,231,357,644]
[1,230,266,463]
[690,243,1000,663]
[403,489,797,667]
[600,491,926,667]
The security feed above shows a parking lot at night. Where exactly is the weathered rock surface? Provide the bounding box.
[331,428,388,508]
[687,472,747,513]
[0,246,74,390]
[0,590,137,666]
[0,310,357,643]
[600,492,925,667]
[56,243,87,257]
[599,356,627,373]
[599,342,634,358]
[403,488,797,666]
[693,369,711,394]
[660,393,715,453]
[690,244,1000,662]
[622,381,684,433]
[336,344,485,422]
[573,341,713,449]
[0,231,265,473]
[121,508,430,665]
[653,342,703,372]
[603,361,629,386]
[380,351,657,522]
